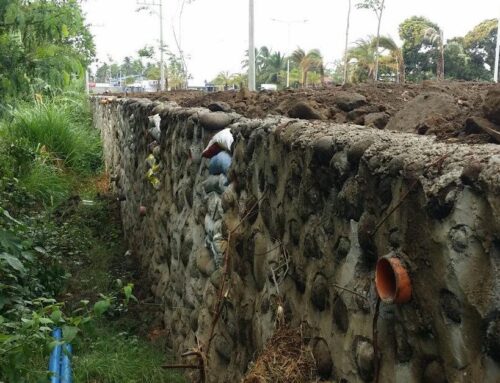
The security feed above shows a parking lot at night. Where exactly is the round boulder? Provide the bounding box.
[483,86,500,124]
[199,112,233,130]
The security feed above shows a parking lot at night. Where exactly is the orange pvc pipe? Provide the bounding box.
[375,255,412,304]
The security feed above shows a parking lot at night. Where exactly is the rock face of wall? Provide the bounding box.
[93,97,500,383]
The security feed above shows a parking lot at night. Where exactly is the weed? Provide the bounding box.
[73,322,185,383]
[2,99,102,173]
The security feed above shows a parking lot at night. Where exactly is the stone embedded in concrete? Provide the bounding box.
[357,213,378,261]
[334,236,351,262]
[347,139,374,166]
[313,136,335,165]
[440,289,463,324]
[208,101,232,113]
[485,316,500,363]
[312,338,333,379]
[214,334,233,363]
[332,297,349,333]
[253,232,268,291]
[394,322,412,363]
[354,338,374,382]
[460,161,483,186]
[199,111,233,130]
[196,247,215,277]
[423,360,447,383]
[311,274,330,311]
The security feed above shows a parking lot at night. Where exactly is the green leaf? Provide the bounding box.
[61,24,69,38]
[0,253,25,272]
[123,283,133,301]
[62,325,79,342]
[39,317,54,325]
[93,299,111,316]
[50,310,63,323]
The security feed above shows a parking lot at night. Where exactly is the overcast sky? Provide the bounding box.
[82,0,499,85]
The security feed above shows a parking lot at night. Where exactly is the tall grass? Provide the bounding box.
[73,323,186,383]
[0,94,102,205]
[4,97,101,173]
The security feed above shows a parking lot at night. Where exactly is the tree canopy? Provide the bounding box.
[0,0,94,102]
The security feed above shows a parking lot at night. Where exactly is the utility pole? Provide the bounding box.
[271,18,308,88]
[342,0,351,85]
[248,0,256,91]
[159,0,165,91]
[137,0,166,91]
[494,15,500,83]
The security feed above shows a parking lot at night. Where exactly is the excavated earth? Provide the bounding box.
[126,81,500,144]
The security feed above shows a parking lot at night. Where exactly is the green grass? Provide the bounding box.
[73,323,185,383]
[18,159,72,204]
[0,94,102,206]
[3,98,102,173]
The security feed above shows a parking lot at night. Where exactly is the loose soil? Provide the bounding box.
[126,81,500,144]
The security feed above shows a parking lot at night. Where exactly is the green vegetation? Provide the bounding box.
[0,2,182,380]
[0,0,94,105]
[0,94,102,206]
[94,47,188,90]
[74,324,184,383]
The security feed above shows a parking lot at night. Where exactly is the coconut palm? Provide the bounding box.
[424,27,445,80]
[290,48,324,87]
[377,35,405,83]
[260,51,286,84]
[347,38,376,82]
[348,36,404,83]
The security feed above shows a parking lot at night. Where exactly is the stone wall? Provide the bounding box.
[93,96,500,383]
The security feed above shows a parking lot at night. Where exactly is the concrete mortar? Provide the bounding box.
[93,96,500,383]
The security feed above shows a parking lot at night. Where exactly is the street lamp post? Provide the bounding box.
[137,0,166,91]
[494,15,499,83]
[271,18,308,88]
[248,0,256,91]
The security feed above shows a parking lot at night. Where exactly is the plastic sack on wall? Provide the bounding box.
[202,128,234,158]
[209,151,232,176]
[148,114,161,141]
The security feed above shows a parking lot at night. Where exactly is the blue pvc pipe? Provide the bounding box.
[48,328,62,383]
[61,343,72,383]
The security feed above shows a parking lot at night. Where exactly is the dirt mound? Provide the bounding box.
[385,92,460,134]
[125,81,500,144]
[242,327,316,383]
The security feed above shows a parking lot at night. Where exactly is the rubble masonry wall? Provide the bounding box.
[93,97,500,383]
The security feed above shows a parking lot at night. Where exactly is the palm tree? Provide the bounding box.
[347,38,376,82]
[356,0,386,82]
[290,48,323,87]
[377,35,405,83]
[348,36,404,83]
[424,27,445,80]
[260,51,286,84]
